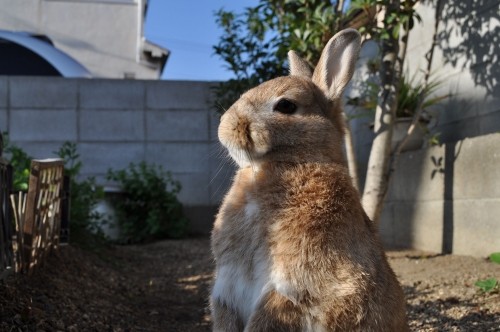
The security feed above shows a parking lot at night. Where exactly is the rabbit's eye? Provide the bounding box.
[273,99,297,114]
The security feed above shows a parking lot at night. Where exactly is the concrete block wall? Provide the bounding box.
[1,75,498,256]
[346,1,500,256]
[0,76,233,233]
[380,133,500,257]
[347,1,500,193]
[404,0,500,143]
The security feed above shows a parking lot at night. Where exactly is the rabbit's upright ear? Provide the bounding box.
[288,50,312,78]
[312,29,361,100]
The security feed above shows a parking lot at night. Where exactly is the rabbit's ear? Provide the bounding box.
[288,51,312,78]
[312,29,361,100]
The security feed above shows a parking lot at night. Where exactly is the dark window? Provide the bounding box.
[0,39,61,76]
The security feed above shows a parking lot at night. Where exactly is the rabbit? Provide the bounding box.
[210,28,408,332]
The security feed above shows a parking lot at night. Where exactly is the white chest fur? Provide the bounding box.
[212,198,271,324]
[244,198,260,221]
[212,255,270,324]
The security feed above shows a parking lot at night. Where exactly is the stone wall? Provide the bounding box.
[380,133,500,257]
[344,1,500,256]
[347,0,500,194]
[0,76,232,233]
[1,69,498,255]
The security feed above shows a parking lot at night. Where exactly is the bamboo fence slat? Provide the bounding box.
[21,159,64,273]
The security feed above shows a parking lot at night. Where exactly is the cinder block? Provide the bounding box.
[79,80,145,110]
[391,201,444,253]
[173,172,210,205]
[453,133,500,199]
[453,199,500,257]
[9,77,78,109]
[80,110,144,141]
[209,168,234,205]
[405,3,435,51]
[479,111,500,135]
[208,142,235,204]
[0,109,7,132]
[477,95,500,116]
[387,145,445,202]
[208,142,228,173]
[10,141,63,159]
[210,178,232,205]
[405,201,443,253]
[438,97,479,126]
[350,116,375,148]
[146,80,215,110]
[387,202,413,249]
[436,118,480,144]
[145,142,211,173]
[146,109,209,141]
[10,109,77,141]
[78,142,145,177]
[0,77,7,108]
[379,202,395,248]
[209,111,221,142]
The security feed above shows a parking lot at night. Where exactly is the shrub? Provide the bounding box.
[2,138,105,247]
[54,142,105,246]
[107,162,188,243]
[2,132,31,191]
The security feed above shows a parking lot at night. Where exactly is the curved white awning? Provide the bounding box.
[0,30,92,78]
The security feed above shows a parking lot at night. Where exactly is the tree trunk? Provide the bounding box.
[383,0,443,202]
[361,0,401,223]
[343,112,359,191]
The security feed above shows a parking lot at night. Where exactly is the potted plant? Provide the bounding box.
[348,69,449,152]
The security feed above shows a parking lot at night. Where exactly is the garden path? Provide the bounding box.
[1,238,499,331]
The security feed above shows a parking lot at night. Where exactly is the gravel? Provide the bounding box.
[1,238,499,331]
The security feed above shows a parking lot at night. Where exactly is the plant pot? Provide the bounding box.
[93,186,123,240]
[392,117,426,152]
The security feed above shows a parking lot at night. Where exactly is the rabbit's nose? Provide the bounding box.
[235,118,251,147]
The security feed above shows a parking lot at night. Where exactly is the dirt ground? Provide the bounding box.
[1,238,499,332]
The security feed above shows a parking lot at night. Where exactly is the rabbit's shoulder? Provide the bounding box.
[280,163,361,214]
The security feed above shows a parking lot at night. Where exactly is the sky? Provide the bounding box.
[144,0,258,81]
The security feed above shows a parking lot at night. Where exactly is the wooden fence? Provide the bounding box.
[1,157,68,277]
[0,155,14,279]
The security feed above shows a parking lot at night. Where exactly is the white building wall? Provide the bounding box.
[0,0,162,79]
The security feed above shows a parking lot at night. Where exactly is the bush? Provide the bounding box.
[55,142,105,246]
[2,138,105,248]
[107,162,188,243]
[2,132,31,191]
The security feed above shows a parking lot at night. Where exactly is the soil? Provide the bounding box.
[1,238,499,332]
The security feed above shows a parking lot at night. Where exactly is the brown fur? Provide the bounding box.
[211,29,408,331]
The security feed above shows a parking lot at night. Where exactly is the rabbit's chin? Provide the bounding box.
[226,146,266,169]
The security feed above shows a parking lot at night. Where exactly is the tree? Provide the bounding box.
[213,0,429,224]
[355,0,407,222]
[213,0,345,110]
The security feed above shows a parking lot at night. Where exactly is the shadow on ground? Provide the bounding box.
[1,239,499,331]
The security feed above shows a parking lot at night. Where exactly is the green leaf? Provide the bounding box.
[392,25,400,39]
[475,278,498,292]
[106,161,188,242]
[490,252,500,264]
